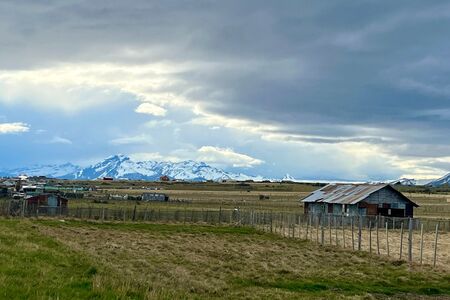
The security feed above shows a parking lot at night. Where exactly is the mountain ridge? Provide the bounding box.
[426,173,450,187]
[1,155,449,185]
[0,154,265,182]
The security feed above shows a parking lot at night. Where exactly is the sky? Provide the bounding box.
[0,0,450,181]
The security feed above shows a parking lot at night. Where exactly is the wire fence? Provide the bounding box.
[0,200,448,269]
[260,212,449,269]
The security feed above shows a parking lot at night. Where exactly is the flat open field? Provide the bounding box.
[405,193,450,218]
[59,181,450,218]
[1,218,449,299]
[65,181,318,212]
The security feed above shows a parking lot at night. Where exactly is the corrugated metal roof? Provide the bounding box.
[301,183,388,205]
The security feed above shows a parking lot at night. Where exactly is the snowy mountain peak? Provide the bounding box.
[75,156,265,181]
[427,173,450,187]
[0,163,81,179]
[104,154,130,163]
[390,178,417,186]
[0,155,265,182]
[282,173,296,181]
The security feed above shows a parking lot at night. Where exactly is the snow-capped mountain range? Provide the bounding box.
[0,163,81,179]
[426,173,450,187]
[390,178,417,186]
[0,154,265,182]
[1,154,449,185]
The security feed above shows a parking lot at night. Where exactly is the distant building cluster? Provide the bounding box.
[0,175,87,211]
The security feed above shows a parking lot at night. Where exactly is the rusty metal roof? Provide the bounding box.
[301,183,389,205]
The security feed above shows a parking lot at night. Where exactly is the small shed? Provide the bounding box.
[302,183,418,218]
[26,194,68,209]
[142,192,169,202]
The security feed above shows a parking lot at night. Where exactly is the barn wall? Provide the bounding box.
[307,203,360,216]
[333,204,343,214]
[308,203,326,214]
[364,187,409,209]
[348,205,361,215]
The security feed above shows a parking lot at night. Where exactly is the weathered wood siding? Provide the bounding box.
[364,187,408,209]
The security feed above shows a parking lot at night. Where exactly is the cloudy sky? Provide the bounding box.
[1,0,450,181]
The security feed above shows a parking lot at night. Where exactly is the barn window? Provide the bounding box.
[343,204,348,213]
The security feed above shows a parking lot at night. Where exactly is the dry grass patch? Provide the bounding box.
[35,220,450,299]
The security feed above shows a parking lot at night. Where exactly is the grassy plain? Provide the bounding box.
[1,218,450,299]
[58,181,450,218]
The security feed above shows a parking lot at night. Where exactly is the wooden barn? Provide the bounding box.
[26,194,68,210]
[302,183,418,218]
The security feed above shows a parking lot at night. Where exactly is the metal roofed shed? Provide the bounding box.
[302,183,418,217]
[142,192,169,202]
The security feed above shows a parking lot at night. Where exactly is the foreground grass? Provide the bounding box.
[1,219,450,299]
[0,219,116,299]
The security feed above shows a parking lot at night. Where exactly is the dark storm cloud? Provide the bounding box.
[1,0,450,159]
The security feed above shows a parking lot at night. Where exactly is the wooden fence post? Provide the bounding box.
[358,216,362,251]
[306,215,310,240]
[292,216,295,238]
[420,224,424,265]
[342,215,345,248]
[386,222,390,256]
[270,211,273,233]
[376,216,380,255]
[320,216,324,245]
[287,214,290,237]
[335,216,339,246]
[369,221,372,254]
[351,217,355,250]
[399,223,404,260]
[329,215,332,245]
[433,223,439,267]
[315,215,319,243]
[290,215,296,238]
[408,218,413,264]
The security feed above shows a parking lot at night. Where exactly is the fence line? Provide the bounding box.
[0,200,448,268]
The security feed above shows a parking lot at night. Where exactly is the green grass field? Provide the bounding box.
[45,180,450,218]
[1,218,449,299]
[66,188,450,219]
